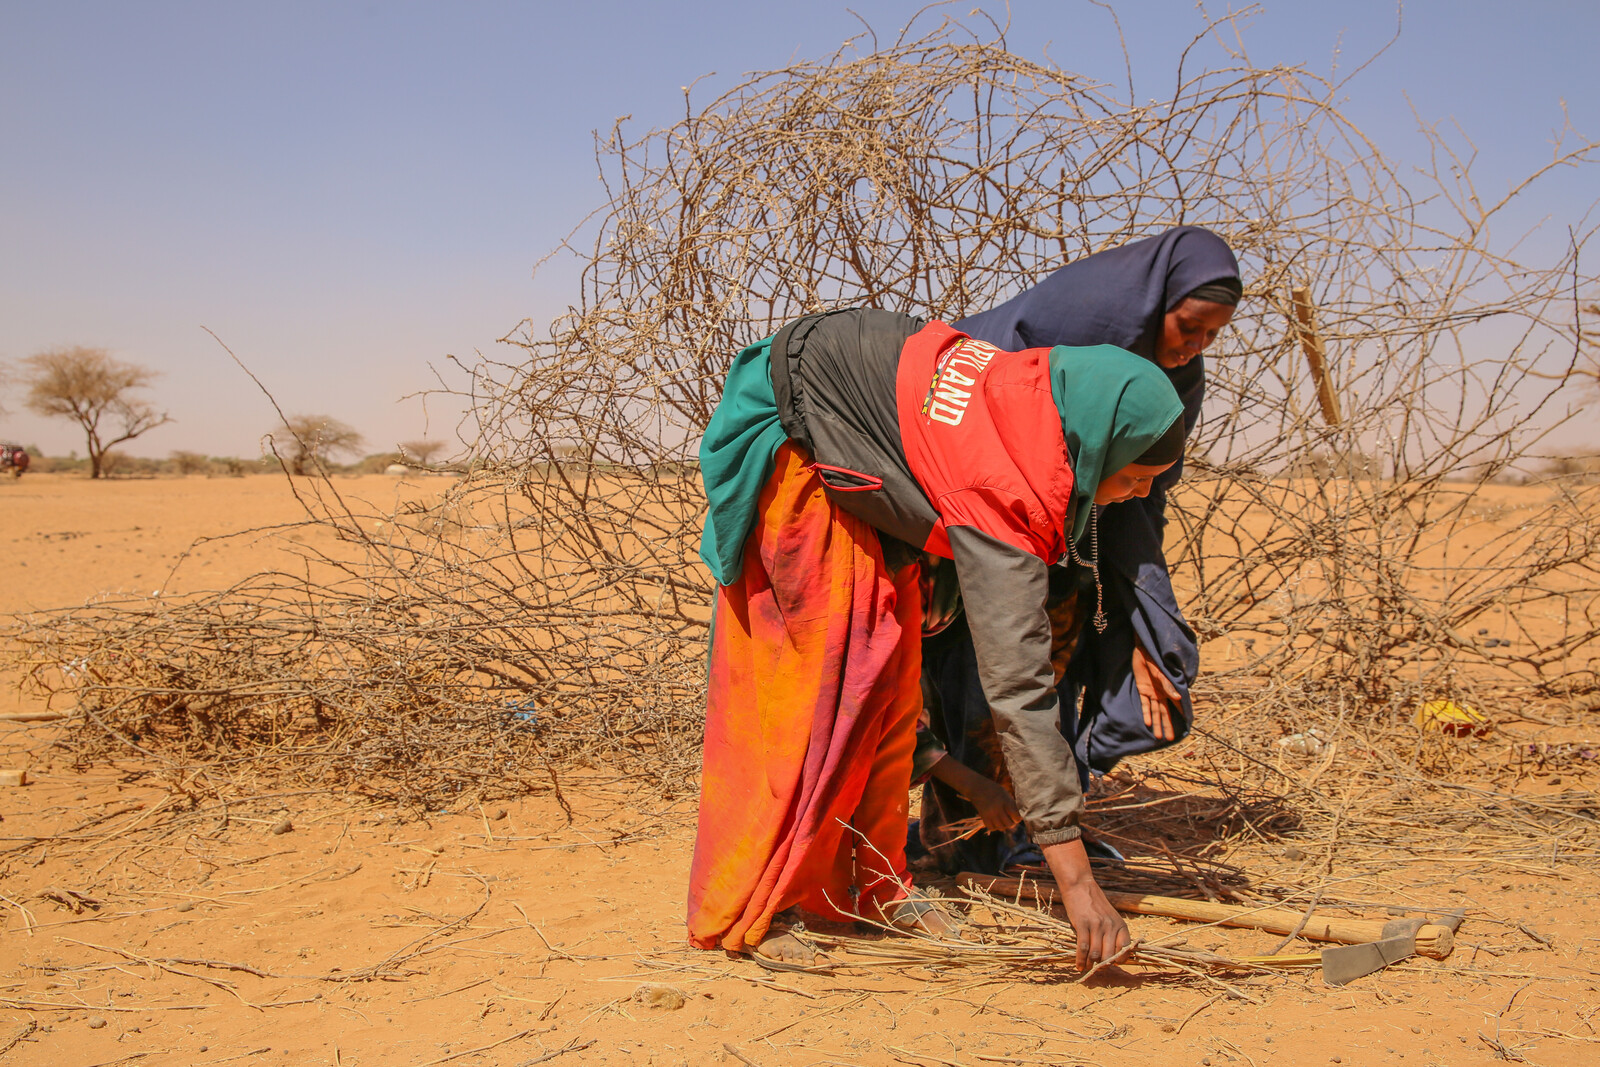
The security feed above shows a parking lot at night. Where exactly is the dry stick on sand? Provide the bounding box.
[0,998,213,1014]
[0,1021,37,1057]
[60,938,260,1008]
[960,874,1457,958]
[515,1040,599,1067]
[1263,883,1331,955]
[748,992,872,1042]
[721,1044,766,1067]
[813,889,1290,1000]
[407,1028,553,1067]
[1175,993,1228,1034]
[0,894,37,934]
[317,879,494,983]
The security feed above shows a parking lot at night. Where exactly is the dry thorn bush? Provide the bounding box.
[5,12,1598,820]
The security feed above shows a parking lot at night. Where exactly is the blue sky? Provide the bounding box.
[2,1,1596,458]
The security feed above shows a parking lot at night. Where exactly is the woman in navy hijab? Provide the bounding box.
[916,226,1243,874]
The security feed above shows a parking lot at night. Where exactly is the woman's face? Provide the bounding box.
[1094,461,1176,505]
[1156,298,1235,369]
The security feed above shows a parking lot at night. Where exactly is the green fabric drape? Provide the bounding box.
[1048,344,1185,541]
[697,337,786,585]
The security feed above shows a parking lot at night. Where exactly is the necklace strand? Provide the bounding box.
[1066,504,1108,633]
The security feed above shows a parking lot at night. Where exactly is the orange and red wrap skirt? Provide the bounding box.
[686,443,922,952]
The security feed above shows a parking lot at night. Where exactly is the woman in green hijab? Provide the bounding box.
[689,308,1182,971]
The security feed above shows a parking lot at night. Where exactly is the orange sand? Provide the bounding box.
[0,472,1596,1066]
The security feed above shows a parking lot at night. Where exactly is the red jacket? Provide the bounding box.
[896,322,1075,562]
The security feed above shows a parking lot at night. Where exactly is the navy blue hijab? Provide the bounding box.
[953,225,1241,358]
[953,226,1242,414]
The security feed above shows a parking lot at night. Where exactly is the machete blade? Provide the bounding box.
[1320,935,1416,986]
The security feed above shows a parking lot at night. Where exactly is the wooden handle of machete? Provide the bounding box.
[959,873,1455,960]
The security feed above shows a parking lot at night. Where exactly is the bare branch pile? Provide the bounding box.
[6,13,1598,802]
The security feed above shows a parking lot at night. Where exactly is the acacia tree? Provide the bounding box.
[23,347,172,478]
[270,414,364,476]
[399,439,446,466]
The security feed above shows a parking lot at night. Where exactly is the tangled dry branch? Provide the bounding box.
[6,12,1598,804]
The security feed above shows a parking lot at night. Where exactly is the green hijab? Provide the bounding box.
[1047,344,1185,541]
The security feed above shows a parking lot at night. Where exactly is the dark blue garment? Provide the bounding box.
[918,614,1049,875]
[917,565,1176,875]
[920,228,1238,868]
[1057,376,1204,774]
[953,225,1242,359]
[1064,498,1197,773]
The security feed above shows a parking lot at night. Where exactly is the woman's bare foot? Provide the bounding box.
[746,910,828,972]
[751,928,821,969]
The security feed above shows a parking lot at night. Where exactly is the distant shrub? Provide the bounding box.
[399,440,448,466]
[357,452,406,474]
[24,452,88,474]
[1540,454,1600,483]
[170,450,210,475]
[100,451,164,478]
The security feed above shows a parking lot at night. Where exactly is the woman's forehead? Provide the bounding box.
[1174,300,1235,326]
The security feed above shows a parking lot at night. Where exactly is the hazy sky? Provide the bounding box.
[2,1,1596,459]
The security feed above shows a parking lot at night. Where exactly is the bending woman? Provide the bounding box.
[687,308,1186,971]
[917,226,1243,874]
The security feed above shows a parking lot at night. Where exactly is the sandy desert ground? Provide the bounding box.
[2,472,1599,1067]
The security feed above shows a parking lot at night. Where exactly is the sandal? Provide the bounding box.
[881,890,962,937]
[743,910,833,974]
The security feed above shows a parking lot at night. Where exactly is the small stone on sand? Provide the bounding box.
[632,983,687,1011]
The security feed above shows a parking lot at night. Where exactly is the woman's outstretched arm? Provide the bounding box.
[946,523,1131,965]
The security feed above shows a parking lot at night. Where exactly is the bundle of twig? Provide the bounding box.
[4,477,709,806]
[810,888,1314,997]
